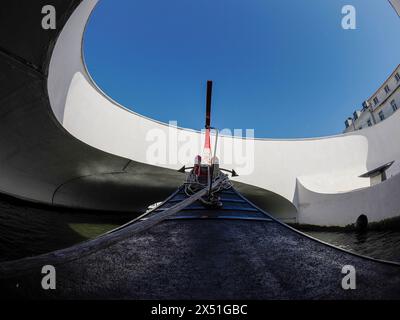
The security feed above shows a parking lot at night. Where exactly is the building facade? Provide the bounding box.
[344,64,400,133]
[390,0,400,17]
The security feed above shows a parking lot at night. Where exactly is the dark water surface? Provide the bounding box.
[0,194,138,262]
[304,230,400,263]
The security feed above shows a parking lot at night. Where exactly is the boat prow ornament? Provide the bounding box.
[178,81,238,209]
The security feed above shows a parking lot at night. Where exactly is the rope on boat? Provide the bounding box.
[184,169,232,206]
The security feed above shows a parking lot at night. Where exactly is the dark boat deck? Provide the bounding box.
[154,188,272,221]
[1,187,400,299]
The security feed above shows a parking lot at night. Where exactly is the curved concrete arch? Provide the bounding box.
[0,0,185,213]
[0,0,399,226]
[296,172,400,226]
[52,1,372,197]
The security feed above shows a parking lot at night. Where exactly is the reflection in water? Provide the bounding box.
[0,194,138,262]
[355,231,368,245]
[305,230,400,263]
[68,223,121,239]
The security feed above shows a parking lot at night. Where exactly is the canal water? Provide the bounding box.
[304,230,400,263]
[0,194,137,263]
[1,192,400,263]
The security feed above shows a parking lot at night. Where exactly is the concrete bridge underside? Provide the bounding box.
[0,0,399,226]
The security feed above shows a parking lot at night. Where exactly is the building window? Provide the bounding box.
[345,118,353,129]
[385,85,390,94]
[379,111,385,121]
[373,97,379,105]
[367,119,372,127]
[396,73,400,82]
[392,100,398,112]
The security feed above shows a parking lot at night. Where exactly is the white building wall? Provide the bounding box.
[376,88,400,121]
[355,110,373,130]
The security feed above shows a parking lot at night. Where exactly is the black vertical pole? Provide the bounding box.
[205,80,213,129]
[206,81,214,197]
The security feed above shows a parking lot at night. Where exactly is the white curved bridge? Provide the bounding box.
[0,0,399,227]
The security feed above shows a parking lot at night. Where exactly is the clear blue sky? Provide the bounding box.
[84,0,400,138]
